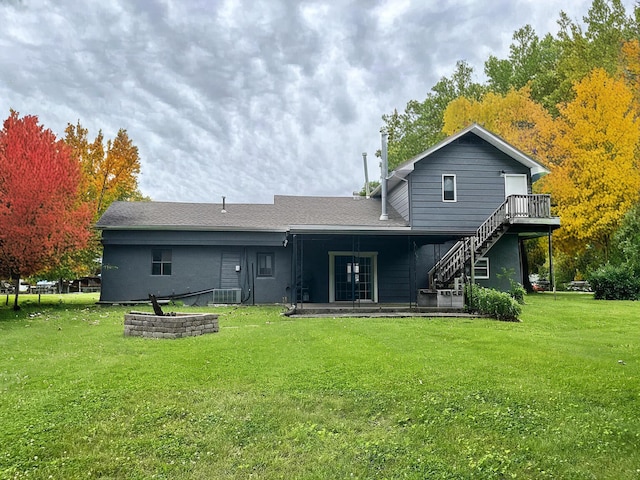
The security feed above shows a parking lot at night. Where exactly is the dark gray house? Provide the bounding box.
[96,124,560,306]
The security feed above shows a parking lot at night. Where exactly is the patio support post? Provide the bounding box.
[301,235,304,305]
[548,226,555,298]
[470,237,475,286]
[291,234,297,305]
[408,236,413,308]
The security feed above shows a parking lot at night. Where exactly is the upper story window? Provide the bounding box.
[151,249,172,276]
[442,174,456,202]
[257,252,274,277]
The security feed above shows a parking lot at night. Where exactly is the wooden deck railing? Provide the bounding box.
[428,195,553,286]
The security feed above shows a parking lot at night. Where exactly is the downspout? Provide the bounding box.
[380,131,389,221]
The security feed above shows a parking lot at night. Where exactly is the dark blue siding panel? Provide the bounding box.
[389,182,409,220]
[409,139,529,231]
[101,230,286,246]
[220,251,241,289]
[476,234,522,290]
[252,248,291,304]
[101,244,224,302]
[297,238,330,303]
[100,231,291,303]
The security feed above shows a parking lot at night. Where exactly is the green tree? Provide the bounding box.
[381,61,485,169]
[612,202,640,274]
[485,26,562,113]
[553,0,638,106]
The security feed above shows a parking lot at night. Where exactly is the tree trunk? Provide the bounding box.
[12,276,20,311]
[520,239,533,293]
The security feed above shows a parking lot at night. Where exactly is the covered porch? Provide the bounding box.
[288,231,459,308]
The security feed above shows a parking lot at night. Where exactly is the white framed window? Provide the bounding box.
[474,257,489,279]
[442,174,456,202]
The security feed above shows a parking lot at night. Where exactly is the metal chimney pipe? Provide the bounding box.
[221,196,227,213]
[379,131,389,220]
[362,152,370,199]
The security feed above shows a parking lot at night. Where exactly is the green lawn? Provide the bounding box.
[1,293,638,479]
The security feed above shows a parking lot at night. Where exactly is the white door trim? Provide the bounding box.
[328,251,378,303]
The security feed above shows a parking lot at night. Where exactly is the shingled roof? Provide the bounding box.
[96,195,409,233]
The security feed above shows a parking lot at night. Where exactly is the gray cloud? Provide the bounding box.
[0,0,632,204]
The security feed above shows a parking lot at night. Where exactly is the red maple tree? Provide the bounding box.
[0,111,92,309]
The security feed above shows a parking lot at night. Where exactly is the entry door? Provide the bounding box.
[333,255,374,302]
[504,174,528,217]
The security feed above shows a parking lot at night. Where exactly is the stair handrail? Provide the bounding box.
[476,198,508,247]
[428,195,553,286]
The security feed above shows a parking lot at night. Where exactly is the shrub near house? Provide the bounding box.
[589,264,640,300]
[465,283,522,321]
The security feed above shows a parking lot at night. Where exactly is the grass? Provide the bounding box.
[0,292,639,479]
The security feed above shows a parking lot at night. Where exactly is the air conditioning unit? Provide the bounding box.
[212,288,242,304]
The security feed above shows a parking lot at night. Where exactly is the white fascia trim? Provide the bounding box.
[384,123,551,185]
[98,225,290,233]
[288,226,412,235]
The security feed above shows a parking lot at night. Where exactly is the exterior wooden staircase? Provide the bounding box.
[428,194,554,287]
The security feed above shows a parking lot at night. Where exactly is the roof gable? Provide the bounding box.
[374,124,550,195]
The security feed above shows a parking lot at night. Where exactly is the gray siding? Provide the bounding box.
[100,230,290,304]
[388,181,409,221]
[475,234,522,290]
[220,251,241,289]
[252,248,291,304]
[409,138,529,232]
[101,229,286,246]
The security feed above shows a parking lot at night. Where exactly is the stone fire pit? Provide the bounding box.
[124,311,219,339]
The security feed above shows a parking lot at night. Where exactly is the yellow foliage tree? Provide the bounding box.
[443,72,640,262]
[442,87,556,163]
[64,121,144,219]
[43,122,147,279]
[541,68,640,258]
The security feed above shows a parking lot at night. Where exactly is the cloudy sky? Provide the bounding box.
[1,0,636,205]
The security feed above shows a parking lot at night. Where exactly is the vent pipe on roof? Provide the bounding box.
[362,152,370,199]
[379,131,389,220]
[221,196,227,214]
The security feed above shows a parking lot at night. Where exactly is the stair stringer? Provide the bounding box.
[428,199,511,287]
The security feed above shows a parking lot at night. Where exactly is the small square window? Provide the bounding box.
[151,249,172,276]
[443,174,456,202]
[257,253,274,277]
[474,257,489,279]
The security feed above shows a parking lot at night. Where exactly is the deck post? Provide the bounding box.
[470,239,475,286]
[548,226,555,298]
